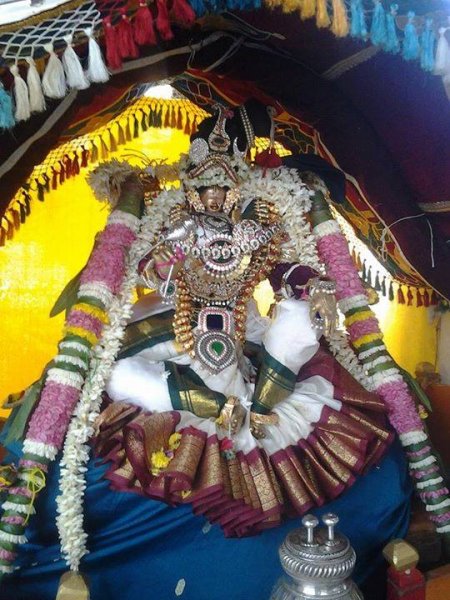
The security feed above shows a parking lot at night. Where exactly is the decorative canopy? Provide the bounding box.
[0,1,449,299]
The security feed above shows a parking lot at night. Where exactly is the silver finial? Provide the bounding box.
[322,513,339,543]
[301,514,318,544]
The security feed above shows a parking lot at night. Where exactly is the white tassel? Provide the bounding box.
[435,28,450,76]
[84,28,110,83]
[62,34,90,90]
[26,57,46,113]
[10,64,30,122]
[42,42,67,99]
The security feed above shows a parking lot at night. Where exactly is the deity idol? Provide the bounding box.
[1,102,438,600]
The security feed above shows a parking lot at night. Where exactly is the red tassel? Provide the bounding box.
[397,285,405,304]
[51,167,58,190]
[423,290,430,307]
[407,287,414,306]
[81,146,89,167]
[155,0,174,41]
[103,16,122,70]
[118,7,139,59]
[64,155,72,179]
[134,1,157,46]
[254,148,283,173]
[59,161,65,185]
[171,0,196,27]
[71,153,80,176]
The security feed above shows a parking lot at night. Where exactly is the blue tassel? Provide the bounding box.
[188,0,206,16]
[350,0,367,39]
[385,3,400,53]
[420,17,435,72]
[370,0,387,47]
[402,11,420,61]
[0,83,14,130]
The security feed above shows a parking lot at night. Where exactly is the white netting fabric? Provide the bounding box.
[0,1,102,62]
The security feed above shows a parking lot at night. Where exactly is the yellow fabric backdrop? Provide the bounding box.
[0,127,438,418]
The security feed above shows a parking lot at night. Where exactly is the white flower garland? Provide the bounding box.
[326,328,372,390]
[244,166,323,272]
[56,222,150,571]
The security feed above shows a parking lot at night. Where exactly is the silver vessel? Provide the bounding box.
[270,513,364,599]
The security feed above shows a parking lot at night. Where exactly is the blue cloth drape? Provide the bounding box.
[0,437,411,600]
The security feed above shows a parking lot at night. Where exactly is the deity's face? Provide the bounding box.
[198,186,227,213]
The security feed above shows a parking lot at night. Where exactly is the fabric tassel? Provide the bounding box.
[5,217,14,240]
[407,287,413,306]
[176,108,182,129]
[164,106,170,127]
[103,17,122,70]
[0,227,5,247]
[402,12,420,61]
[431,290,439,305]
[141,110,148,131]
[370,0,387,47]
[26,58,46,113]
[374,272,381,291]
[81,146,89,167]
[71,153,80,176]
[384,3,400,53]
[361,260,367,281]
[189,0,206,17]
[10,64,31,122]
[125,119,132,141]
[397,285,405,304]
[84,28,110,84]
[59,161,66,184]
[299,0,316,20]
[155,107,163,127]
[64,155,72,179]
[366,266,372,287]
[316,0,330,28]
[11,207,20,229]
[155,0,174,41]
[62,34,89,90]
[423,290,430,307]
[350,0,367,39]
[133,1,157,46]
[171,0,196,27]
[42,43,67,99]
[100,137,109,160]
[51,167,58,190]
[170,106,177,128]
[37,181,45,202]
[109,130,117,152]
[388,280,394,301]
[416,289,423,307]
[56,571,90,600]
[90,141,99,164]
[117,8,139,59]
[331,0,349,38]
[19,201,26,223]
[420,18,435,72]
[117,123,126,144]
[0,82,15,130]
[184,115,191,135]
[133,115,139,138]
[434,27,450,76]
[356,252,362,271]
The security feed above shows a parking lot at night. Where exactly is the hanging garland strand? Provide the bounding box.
[309,183,450,542]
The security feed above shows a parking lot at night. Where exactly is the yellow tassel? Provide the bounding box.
[331,0,349,37]
[300,0,316,20]
[316,0,330,28]
[281,0,302,13]
[56,572,90,600]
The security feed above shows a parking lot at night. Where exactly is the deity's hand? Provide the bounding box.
[153,245,185,281]
[307,278,338,337]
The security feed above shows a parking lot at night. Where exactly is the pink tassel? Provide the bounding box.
[155,0,174,41]
[134,1,157,46]
[117,7,139,59]
[103,16,122,70]
[171,0,196,27]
